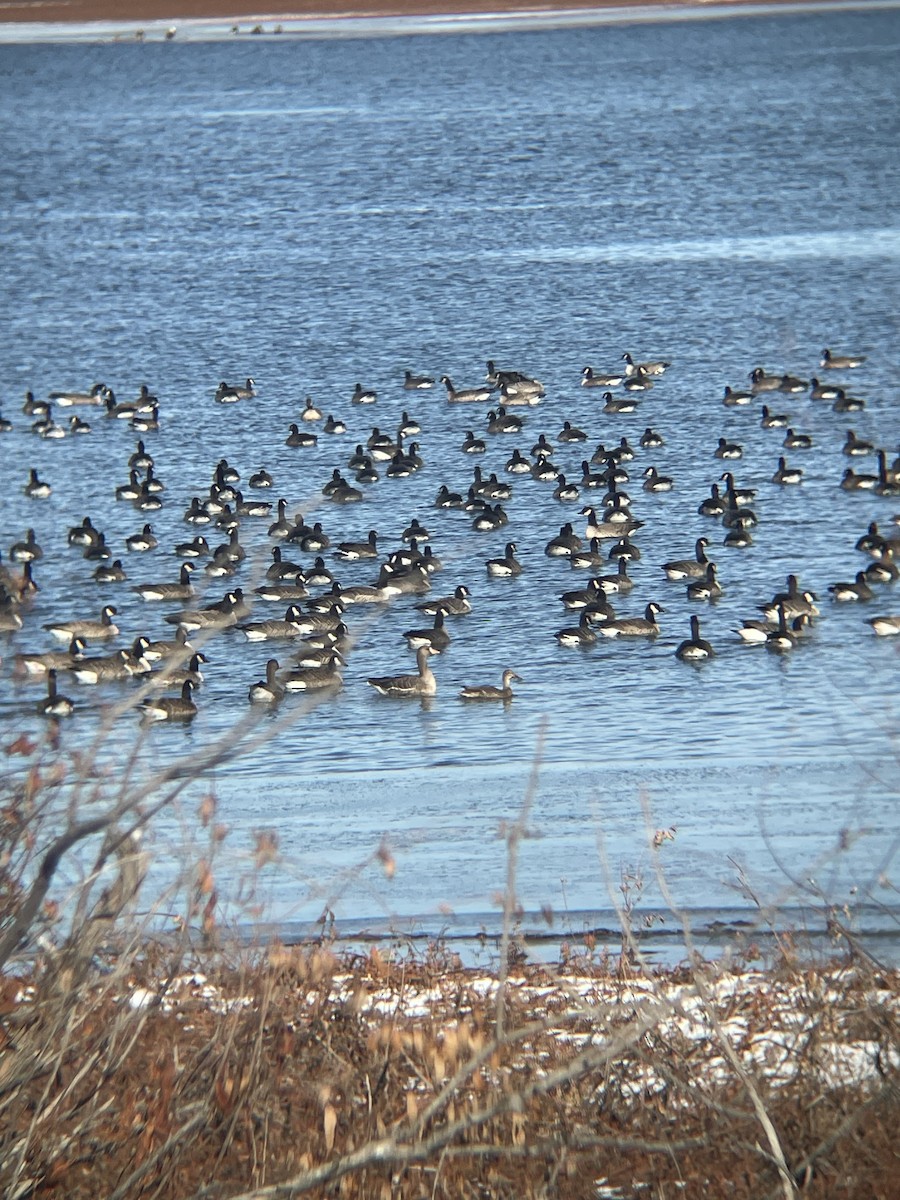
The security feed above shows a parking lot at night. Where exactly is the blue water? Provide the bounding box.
[0,7,898,957]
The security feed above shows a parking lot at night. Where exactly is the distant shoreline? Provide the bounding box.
[0,0,886,33]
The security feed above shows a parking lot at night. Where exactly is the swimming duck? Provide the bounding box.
[675,615,715,661]
[141,679,197,721]
[598,602,663,638]
[37,670,74,718]
[820,349,865,369]
[368,645,437,697]
[460,669,522,702]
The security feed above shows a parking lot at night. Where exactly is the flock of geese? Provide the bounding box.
[1,348,898,724]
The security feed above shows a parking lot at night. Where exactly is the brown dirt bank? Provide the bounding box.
[0,0,831,28]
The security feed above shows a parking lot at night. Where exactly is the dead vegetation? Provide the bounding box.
[1,727,898,1200]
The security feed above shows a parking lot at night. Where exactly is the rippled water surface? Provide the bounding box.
[1,8,898,951]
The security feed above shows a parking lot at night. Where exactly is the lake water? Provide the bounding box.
[1,6,898,962]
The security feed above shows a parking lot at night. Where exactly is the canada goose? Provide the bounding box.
[368,645,437,697]
[675,615,715,661]
[828,572,874,603]
[94,559,127,584]
[298,523,330,554]
[662,538,711,581]
[37,670,74,718]
[555,607,602,647]
[403,608,450,653]
[83,532,112,562]
[809,377,843,401]
[854,521,886,554]
[15,636,87,677]
[486,542,522,577]
[749,367,783,393]
[133,563,196,601]
[280,652,345,692]
[581,366,625,388]
[301,396,322,422]
[604,392,639,413]
[643,466,673,492]
[351,382,377,404]
[607,534,641,562]
[460,669,522,702]
[559,579,615,615]
[175,535,210,559]
[720,472,757,506]
[0,409,11,433]
[141,679,197,721]
[472,503,509,532]
[582,507,638,541]
[640,427,665,448]
[398,412,421,439]
[125,523,158,553]
[72,641,151,684]
[336,530,379,560]
[147,651,207,690]
[167,590,248,631]
[714,437,742,460]
[183,497,212,525]
[722,386,753,406]
[254,575,309,603]
[68,516,99,547]
[142,625,194,662]
[234,491,272,519]
[842,430,874,456]
[215,378,255,402]
[462,430,486,454]
[783,428,813,450]
[240,605,306,641]
[499,378,544,406]
[24,468,51,498]
[404,370,434,390]
[286,423,316,448]
[766,605,798,654]
[435,484,464,508]
[687,562,723,601]
[249,467,274,488]
[596,557,634,594]
[772,457,803,485]
[487,407,522,435]
[867,614,900,636]
[875,449,900,496]
[820,349,865,369]
[68,414,92,434]
[49,382,108,406]
[249,659,285,704]
[623,352,669,377]
[864,558,899,584]
[11,528,42,562]
[545,523,583,557]
[45,605,118,643]
[440,375,493,404]
[553,475,580,503]
[759,577,818,621]
[354,458,378,485]
[698,485,725,518]
[559,420,588,443]
[417,585,472,616]
[377,563,431,596]
[777,373,808,393]
[832,392,865,414]
[840,467,877,491]
[598,601,663,638]
[760,404,789,429]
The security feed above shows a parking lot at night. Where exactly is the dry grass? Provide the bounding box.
[1,726,898,1200]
